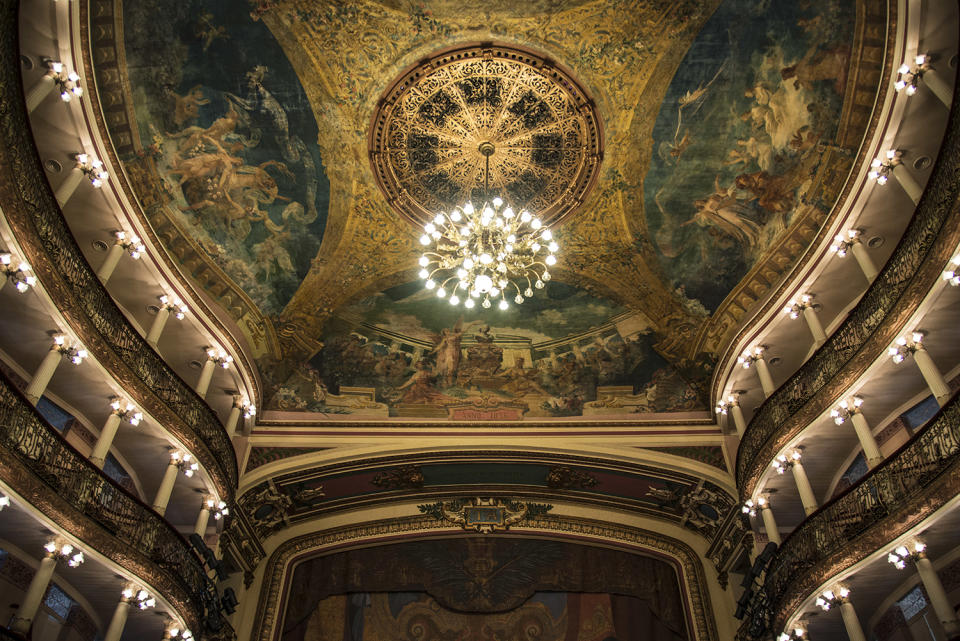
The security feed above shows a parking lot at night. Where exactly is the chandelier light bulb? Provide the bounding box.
[464,299,475,308]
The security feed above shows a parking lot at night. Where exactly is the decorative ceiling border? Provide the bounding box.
[250,514,720,641]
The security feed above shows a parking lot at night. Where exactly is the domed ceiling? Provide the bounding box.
[89,0,881,422]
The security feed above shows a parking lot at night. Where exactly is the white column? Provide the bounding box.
[802,305,827,347]
[916,556,960,637]
[151,460,181,516]
[759,501,781,545]
[146,306,170,349]
[10,555,57,634]
[54,168,85,207]
[894,169,923,205]
[224,397,243,438]
[97,242,126,284]
[89,412,122,468]
[730,402,747,438]
[194,499,212,538]
[922,69,953,108]
[755,357,776,398]
[849,242,879,284]
[912,346,951,406]
[195,358,217,399]
[792,461,818,516]
[24,346,63,405]
[839,600,867,641]
[25,74,55,113]
[849,412,883,468]
[103,599,130,641]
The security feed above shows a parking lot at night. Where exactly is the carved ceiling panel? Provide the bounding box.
[369,43,602,226]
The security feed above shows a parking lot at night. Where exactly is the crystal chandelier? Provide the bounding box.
[417,142,558,310]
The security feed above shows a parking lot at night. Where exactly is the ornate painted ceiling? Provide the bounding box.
[88,0,882,422]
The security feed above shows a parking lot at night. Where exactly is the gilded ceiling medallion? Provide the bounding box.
[369,43,603,227]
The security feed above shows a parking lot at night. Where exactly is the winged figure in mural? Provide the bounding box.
[673,60,727,143]
[679,175,762,247]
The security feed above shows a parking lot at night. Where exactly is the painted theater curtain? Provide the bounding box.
[280,539,689,641]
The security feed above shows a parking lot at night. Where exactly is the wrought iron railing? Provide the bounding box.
[735,69,960,494]
[0,1,236,493]
[764,391,960,627]
[0,369,207,627]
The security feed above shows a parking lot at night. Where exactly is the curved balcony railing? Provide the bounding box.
[762,389,960,632]
[0,369,207,631]
[0,3,236,497]
[735,70,960,497]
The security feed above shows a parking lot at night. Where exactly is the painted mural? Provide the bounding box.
[280,539,688,641]
[291,592,686,641]
[120,0,329,313]
[264,281,710,419]
[645,0,854,311]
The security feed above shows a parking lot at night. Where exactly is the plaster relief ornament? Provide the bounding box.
[418,497,553,533]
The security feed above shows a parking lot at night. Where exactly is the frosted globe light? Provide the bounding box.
[475,274,493,292]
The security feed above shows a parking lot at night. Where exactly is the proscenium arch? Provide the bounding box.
[248,515,722,641]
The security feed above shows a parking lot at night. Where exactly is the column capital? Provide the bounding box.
[831,395,864,424]
[164,622,194,640]
[868,149,902,185]
[887,540,927,569]
[895,54,931,95]
[112,230,146,260]
[772,447,803,474]
[120,584,156,609]
[109,397,143,425]
[44,59,83,102]
[170,450,200,478]
[738,345,767,368]
[889,331,926,363]
[43,539,84,567]
[159,294,188,319]
[52,333,88,365]
[205,346,233,369]
[830,228,864,256]
[777,626,807,641]
[0,250,37,293]
[715,391,743,414]
[815,585,850,610]
[74,153,108,187]
[783,293,815,318]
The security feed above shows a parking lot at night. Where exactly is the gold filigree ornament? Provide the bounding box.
[369,43,603,228]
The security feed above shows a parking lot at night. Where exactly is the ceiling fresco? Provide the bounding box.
[265,280,708,418]
[90,0,879,421]
[644,0,854,310]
